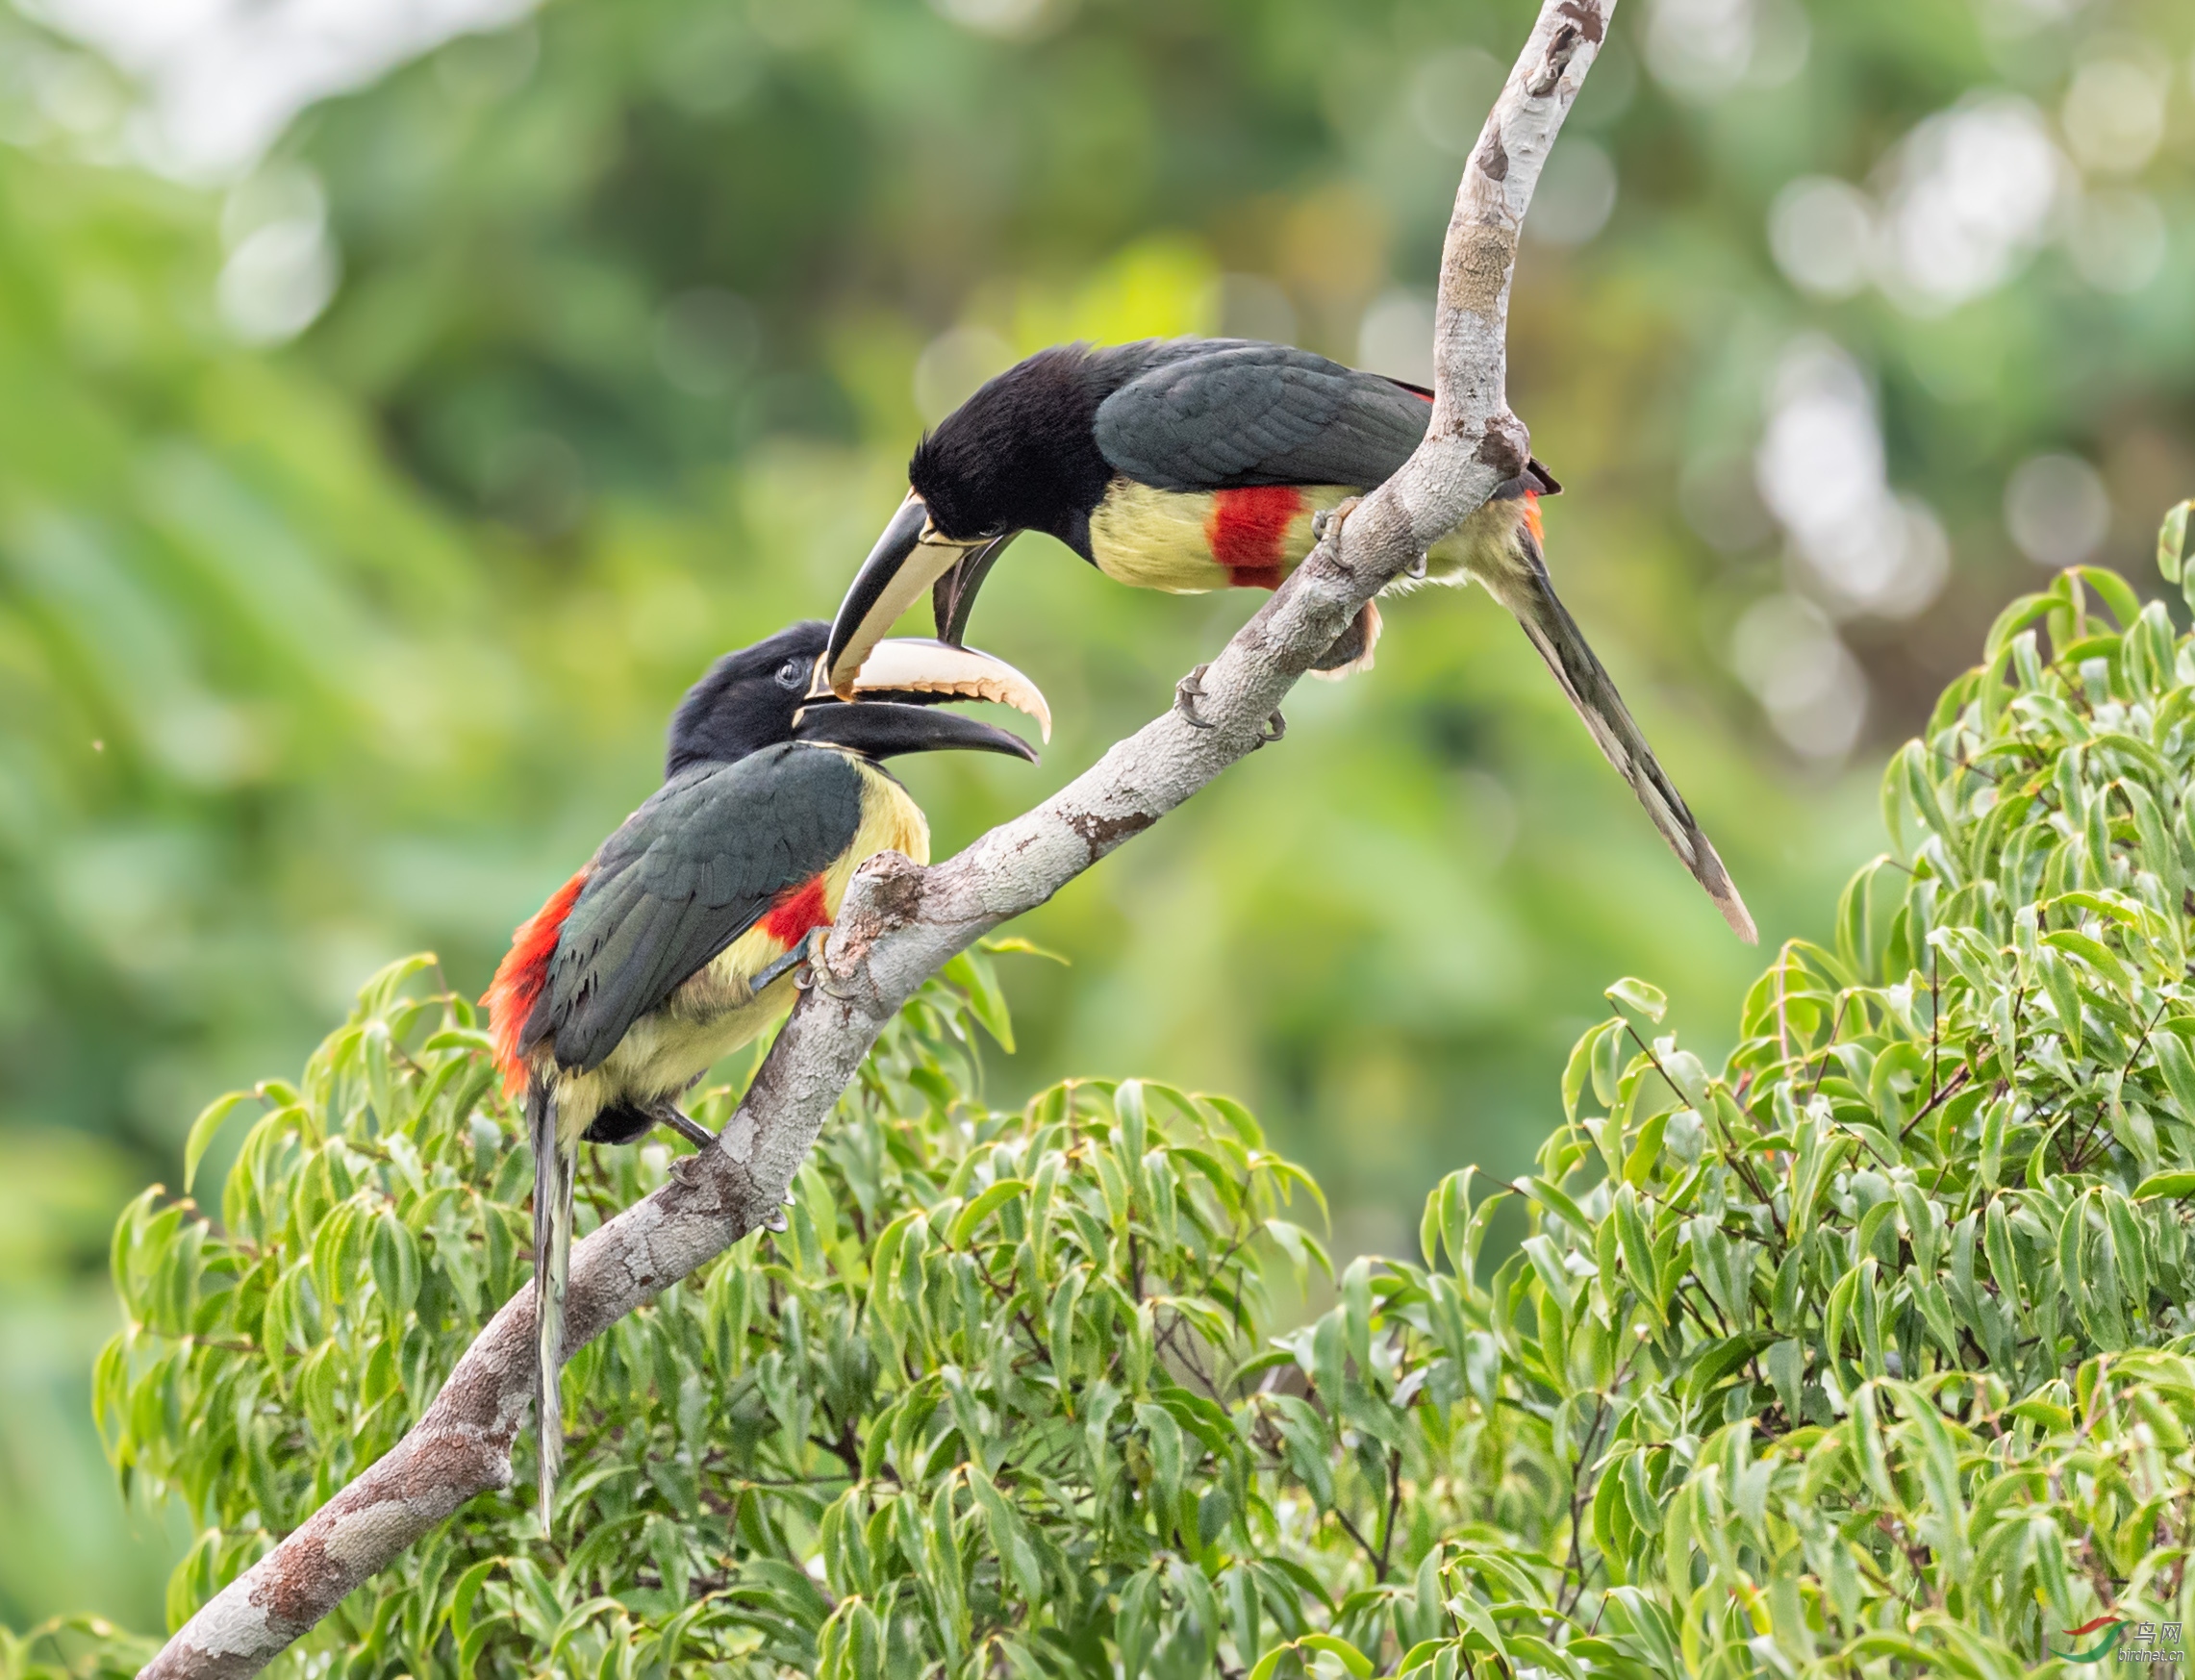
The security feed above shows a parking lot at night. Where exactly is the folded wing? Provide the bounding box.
[525,743,870,1071]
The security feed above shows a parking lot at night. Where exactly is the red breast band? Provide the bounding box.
[1206,486,1303,589]
[760,874,832,948]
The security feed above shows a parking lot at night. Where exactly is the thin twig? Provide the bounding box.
[1899,1066,1973,1145]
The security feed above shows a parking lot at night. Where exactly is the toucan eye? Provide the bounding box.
[776,658,808,690]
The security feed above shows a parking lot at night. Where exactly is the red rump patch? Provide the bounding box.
[1206,486,1304,590]
[486,868,589,1096]
[760,874,832,949]
[1521,491,1544,544]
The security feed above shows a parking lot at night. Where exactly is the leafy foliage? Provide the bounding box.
[76,538,2195,1678]
[0,1617,151,1680]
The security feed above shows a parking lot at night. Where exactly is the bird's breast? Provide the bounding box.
[1086,480,1354,593]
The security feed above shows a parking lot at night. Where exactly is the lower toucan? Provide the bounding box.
[485,622,1047,1526]
[823,336,1753,941]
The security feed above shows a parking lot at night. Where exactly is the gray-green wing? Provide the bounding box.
[527,743,867,1071]
[1092,340,1431,492]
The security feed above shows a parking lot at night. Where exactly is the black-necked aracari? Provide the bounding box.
[823,336,1753,941]
[486,622,1047,1527]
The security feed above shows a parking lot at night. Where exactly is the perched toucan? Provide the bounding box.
[485,621,1047,1525]
[823,337,1753,940]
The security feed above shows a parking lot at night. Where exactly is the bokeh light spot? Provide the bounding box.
[2005,453,2110,567]
[2061,56,2168,177]
[1768,176,1875,300]
[1526,138,1617,248]
[1878,95,2064,313]
[1730,593,1868,761]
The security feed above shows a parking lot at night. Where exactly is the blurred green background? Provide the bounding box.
[2,0,2190,1632]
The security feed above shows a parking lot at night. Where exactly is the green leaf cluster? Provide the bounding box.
[92,944,1379,1677]
[66,547,2195,1679]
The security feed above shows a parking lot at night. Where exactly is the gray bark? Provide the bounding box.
[139,6,1612,1672]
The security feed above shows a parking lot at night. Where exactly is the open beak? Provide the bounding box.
[794,637,1047,763]
[933,531,1019,648]
[825,492,980,697]
[820,637,1049,741]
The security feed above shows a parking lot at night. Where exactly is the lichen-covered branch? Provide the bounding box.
[138,7,1610,1673]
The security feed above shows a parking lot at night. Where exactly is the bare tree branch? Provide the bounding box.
[139,8,1611,1673]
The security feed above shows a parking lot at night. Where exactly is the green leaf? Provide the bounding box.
[2071,564,2142,630]
[448,1558,503,1644]
[940,951,1015,1051]
[369,1209,420,1321]
[2160,499,2193,583]
[1295,1635,1375,1678]
[1515,1175,1594,1241]
[967,1466,1044,1605]
[1266,1217,1333,1287]
[1047,1264,1086,1383]
[976,933,1068,964]
[2034,945,2083,1060]
[2153,1031,2195,1123]
[1604,978,1668,1024]
[184,1091,254,1195]
[2043,928,2132,996]
[946,1178,1026,1247]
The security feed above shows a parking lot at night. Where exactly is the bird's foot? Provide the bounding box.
[1309,496,1361,547]
[1177,661,1283,740]
[746,929,819,998]
[644,1098,719,1152]
[1174,663,1217,729]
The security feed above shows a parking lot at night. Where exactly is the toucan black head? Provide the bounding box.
[825,343,1175,695]
[668,619,1050,777]
[908,345,1116,545]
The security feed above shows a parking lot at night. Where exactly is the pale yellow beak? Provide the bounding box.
[815,637,1051,743]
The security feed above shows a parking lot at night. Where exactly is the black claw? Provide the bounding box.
[1175,663,1218,730]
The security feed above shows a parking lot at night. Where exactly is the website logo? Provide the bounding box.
[2052,1617,2184,1667]
[2052,1618,2127,1664]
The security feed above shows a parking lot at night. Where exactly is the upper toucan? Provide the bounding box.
[823,336,1753,941]
[485,621,1047,1526]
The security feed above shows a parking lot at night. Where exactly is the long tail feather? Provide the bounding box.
[1481,542,1756,943]
[528,1077,575,1530]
